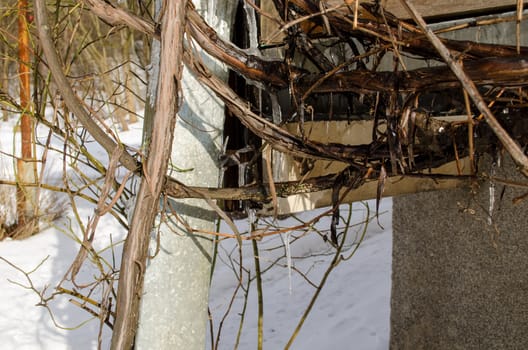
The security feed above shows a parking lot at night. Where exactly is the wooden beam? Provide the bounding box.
[333,0,523,20]
[262,120,473,215]
[267,159,472,215]
[261,0,525,44]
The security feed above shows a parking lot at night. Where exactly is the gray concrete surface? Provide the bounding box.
[391,155,528,349]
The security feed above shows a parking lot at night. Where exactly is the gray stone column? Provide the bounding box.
[391,155,528,349]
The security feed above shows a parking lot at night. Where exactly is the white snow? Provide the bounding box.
[0,119,392,349]
[208,201,392,350]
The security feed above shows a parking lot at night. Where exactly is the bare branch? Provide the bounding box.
[304,55,528,95]
[34,0,140,173]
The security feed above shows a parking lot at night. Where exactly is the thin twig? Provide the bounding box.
[264,147,278,219]
[251,224,264,350]
[264,3,346,45]
[463,89,475,173]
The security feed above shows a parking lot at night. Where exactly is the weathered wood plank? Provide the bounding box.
[334,0,522,20]
[261,0,525,43]
[271,164,471,215]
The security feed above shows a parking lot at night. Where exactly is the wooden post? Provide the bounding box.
[17,0,36,227]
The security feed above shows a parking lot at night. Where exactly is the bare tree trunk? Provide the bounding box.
[134,0,237,348]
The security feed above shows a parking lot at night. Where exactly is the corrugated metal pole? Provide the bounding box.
[134,0,237,348]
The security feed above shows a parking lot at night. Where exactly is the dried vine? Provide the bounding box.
[22,1,528,348]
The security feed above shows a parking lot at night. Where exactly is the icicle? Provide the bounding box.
[238,162,247,187]
[488,162,496,226]
[218,136,229,188]
[206,0,216,26]
[270,93,282,125]
[243,1,259,51]
[247,207,256,228]
[281,231,293,295]
[488,150,503,225]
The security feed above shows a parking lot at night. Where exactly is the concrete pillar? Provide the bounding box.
[390,154,528,349]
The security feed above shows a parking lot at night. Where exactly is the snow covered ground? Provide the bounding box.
[209,201,392,350]
[0,120,392,349]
